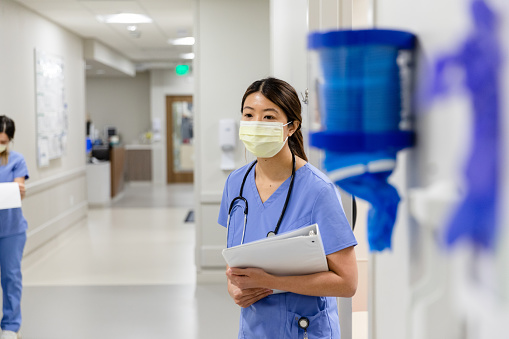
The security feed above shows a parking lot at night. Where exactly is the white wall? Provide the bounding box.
[373,1,506,339]
[0,0,87,255]
[270,0,312,159]
[270,0,308,96]
[86,72,151,145]
[194,0,271,280]
[150,69,194,184]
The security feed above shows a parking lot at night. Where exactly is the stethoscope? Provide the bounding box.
[226,152,296,246]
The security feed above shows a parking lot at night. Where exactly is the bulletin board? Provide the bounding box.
[34,49,68,167]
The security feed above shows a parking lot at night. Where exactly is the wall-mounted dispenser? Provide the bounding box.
[308,29,416,251]
[219,118,237,170]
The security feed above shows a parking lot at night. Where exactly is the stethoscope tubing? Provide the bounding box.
[273,152,296,236]
[226,160,256,246]
[227,152,296,246]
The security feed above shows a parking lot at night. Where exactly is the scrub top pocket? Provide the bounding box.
[286,308,335,338]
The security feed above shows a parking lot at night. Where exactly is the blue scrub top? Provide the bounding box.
[218,162,357,339]
[0,151,29,238]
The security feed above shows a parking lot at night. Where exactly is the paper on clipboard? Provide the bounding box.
[222,224,329,293]
[0,182,22,210]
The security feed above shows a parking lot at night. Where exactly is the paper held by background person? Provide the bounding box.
[0,182,22,210]
[222,224,329,293]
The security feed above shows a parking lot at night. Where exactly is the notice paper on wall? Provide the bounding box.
[0,182,22,210]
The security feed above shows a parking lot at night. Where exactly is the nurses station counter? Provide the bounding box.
[125,144,152,182]
[110,146,125,197]
[86,145,126,207]
[86,161,111,206]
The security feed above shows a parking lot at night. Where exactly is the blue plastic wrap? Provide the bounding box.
[432,0,502,250]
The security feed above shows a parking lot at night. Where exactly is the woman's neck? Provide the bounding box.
[255,147,294,182]
[0,151,8,166]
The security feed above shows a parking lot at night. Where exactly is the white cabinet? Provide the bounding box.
[86,162,111,206]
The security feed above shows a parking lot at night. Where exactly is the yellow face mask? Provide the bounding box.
[239,121,292,158]
[0,144,7,153]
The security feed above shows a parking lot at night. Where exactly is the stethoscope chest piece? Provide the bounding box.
[266,231,276,237]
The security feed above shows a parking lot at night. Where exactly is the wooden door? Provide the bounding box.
[166,95,194,183]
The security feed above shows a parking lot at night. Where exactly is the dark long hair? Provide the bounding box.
[241,77,308,161]
[0,115,15,165]
[0,115,15,140]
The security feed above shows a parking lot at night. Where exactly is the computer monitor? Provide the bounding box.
[105,126,117,138]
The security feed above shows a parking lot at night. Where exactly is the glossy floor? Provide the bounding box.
[13,183,367,339]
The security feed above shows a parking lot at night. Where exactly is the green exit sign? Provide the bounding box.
[176,65,189,75]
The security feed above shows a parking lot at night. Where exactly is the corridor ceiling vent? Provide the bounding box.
[96,13,153,24]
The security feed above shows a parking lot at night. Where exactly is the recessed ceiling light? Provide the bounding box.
[180,53,195,60]
[169,37,195,46]
[97,13,152,24]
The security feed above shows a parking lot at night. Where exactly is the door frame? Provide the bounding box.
[166,95,194,183]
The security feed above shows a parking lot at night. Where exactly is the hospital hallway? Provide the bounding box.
[17,183,239,338]
[14,184,367,339]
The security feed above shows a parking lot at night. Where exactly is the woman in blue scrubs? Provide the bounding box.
[218,78,358,338]
[0,116,28,339]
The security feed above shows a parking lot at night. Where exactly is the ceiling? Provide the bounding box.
[16,0,194,76]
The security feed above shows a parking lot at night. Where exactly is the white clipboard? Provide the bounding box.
[0,182,22,210]
[222,224,329,293]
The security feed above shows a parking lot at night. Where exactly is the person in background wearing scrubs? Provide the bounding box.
[0,116,28,339]
[218,77,358,338]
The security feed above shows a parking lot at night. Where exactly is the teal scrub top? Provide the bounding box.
[0,151,29,238]
[218,162,357,339]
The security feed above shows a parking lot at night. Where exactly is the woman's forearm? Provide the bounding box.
[227,247,358,298]
[265,270,356,297]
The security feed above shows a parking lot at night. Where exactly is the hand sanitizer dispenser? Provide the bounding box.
[219,119,236,170]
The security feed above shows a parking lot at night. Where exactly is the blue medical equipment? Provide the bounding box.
[308,29,416,251]
[226,152,296,245]
[431,0,501,250]
[86,137,92,154]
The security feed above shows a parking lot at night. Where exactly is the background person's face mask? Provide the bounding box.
[239,121,292,158]
[0,144,7,153]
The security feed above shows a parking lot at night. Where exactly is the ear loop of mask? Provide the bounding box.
[284,121,293,140]
[285,121,295,142]
[281,121,293,149]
